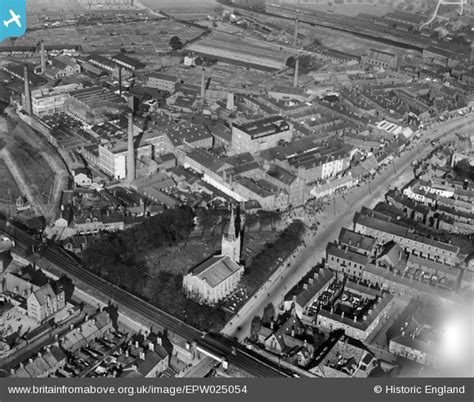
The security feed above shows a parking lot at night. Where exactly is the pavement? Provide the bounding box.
[223,113,474,342]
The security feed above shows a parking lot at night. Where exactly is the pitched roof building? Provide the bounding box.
[183,207,244,305]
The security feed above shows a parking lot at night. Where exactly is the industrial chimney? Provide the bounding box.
[293,17,299,47]
[127,113,135,182]
[118,67,122,97]
[200,67,206,106]
[40,40,46,74]
[226,92,234,110]
[23,65,32,115]
[293,54,299,88]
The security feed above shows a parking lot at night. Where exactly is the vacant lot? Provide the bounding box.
[0,161,20,202]
[7,136,55,206]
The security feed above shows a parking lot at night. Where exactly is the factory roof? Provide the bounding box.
[365,48,397,64]
[69,86,122,105]
[149,71,178,82]
[266,164,297,186]
[234,115,290,139]
[87,54,118,71]
[111,53,145,70]
[166,124,212,147]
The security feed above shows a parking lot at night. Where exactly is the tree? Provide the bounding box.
[169,36,183,51]
[257,210,281,231]
[250,316,261,342]
[214,5,224,16]
[285,55,313,74]
[262,303,275,326]
[454,159,474,180]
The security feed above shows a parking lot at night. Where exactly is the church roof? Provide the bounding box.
[188,255,242,288]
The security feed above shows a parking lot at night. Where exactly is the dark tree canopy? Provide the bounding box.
[454,159,474,180]
[250,316,262,342]
[169,35,183,50]
[262,303,275,325]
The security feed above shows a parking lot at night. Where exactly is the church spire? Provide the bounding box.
[228,205,236,239]
[221,205,241,262]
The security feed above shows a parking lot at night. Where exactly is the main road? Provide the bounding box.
[224,113,474,341]
[0,218,292,378]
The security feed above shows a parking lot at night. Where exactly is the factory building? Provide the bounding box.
[231,116,293,155]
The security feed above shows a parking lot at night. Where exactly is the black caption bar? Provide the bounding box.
[0,378,472,402]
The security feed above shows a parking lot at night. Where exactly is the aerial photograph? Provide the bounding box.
[0,0,472,400]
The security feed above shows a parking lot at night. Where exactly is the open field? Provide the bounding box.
[2,19,205,57]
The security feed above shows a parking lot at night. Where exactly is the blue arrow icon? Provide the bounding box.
[0,0,26,42]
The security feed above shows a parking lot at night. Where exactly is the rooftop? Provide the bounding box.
[188,255,242,288]
[234,116,290,139]
[111,53,145,70]
[327,242,370,266]
[338,228,376,253]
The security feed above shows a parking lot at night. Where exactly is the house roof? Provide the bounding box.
[338,228,376,253]
[30,283,59,306]
[354,212,459,254]
[326,242,369,266]
[25,355,50,377]
[379,241,405,267]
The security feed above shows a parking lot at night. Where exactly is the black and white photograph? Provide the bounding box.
[0,1,472,401]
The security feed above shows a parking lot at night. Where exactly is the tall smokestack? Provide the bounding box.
[293,55,299,88]
[200,67,205,106]
[23,65,32,115]
[128,95,135,114]
[118,67,122,97]
[40,40,46,74]
[127,113,135,182]
[293,17,299,47]
[226,92,234,110]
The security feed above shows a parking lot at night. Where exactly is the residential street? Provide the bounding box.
[223,113,474,341]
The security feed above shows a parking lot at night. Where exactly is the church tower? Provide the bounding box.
[221,206,241,263]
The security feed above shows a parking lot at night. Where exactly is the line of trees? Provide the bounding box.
[242,220,306,295]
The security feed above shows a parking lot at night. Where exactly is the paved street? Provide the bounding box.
[223,113,474,341]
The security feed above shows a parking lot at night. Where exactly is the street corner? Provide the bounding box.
[0,0,26,42]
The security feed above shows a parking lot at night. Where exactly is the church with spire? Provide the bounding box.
[183,206,244,306]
